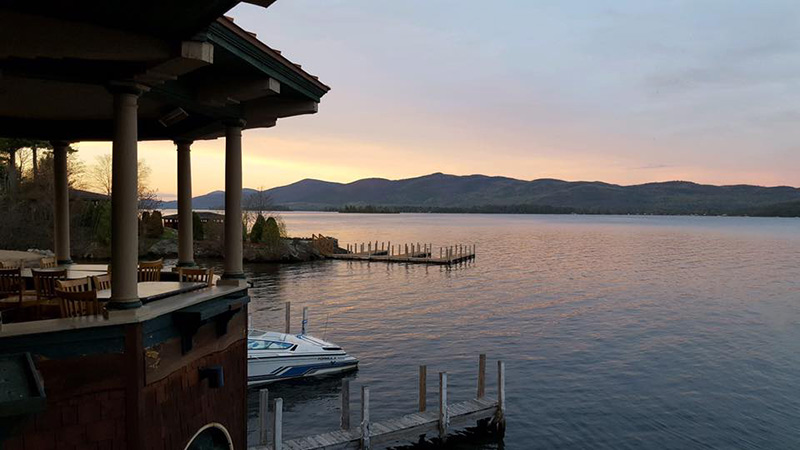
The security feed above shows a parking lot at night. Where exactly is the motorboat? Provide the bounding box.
[247,329,358,386]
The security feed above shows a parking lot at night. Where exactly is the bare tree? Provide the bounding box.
[87,154,158,208]
[88,154,113,197]
[243,186,287,237]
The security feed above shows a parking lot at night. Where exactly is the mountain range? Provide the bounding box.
[159,173,800,216]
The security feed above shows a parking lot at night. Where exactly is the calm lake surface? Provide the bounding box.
[232,213,800,449]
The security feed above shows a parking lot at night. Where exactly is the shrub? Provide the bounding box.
[264,216,281,244]
[250,214,267,243]
[144,211,164,238]
[192,212,204,241]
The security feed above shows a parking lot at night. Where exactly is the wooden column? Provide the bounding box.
[222,120,245,281]
[176,140,195,267]
[109,85,144,309]
[51,141,72,264]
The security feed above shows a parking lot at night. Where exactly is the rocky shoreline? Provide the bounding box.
[144,234,331,263]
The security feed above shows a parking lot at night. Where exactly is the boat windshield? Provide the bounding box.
[248,339,293,350]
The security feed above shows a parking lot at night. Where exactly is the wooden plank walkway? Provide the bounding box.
[249,356,505,450]
[260,398,497,450]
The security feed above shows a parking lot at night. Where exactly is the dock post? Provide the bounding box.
[440,247,443,259]
[496,361,506,435]
[419,365,427,412]
[301,306,308,335]
[341,379,351,430]
[258,389,269,445]
[284,302,291,334]
[477,354,486,399]
[272,397,283,450]
[361,386,371,449]
[439,372,449,439]
[405,244,408,255]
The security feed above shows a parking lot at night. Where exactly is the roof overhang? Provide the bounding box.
[0,2,329,142]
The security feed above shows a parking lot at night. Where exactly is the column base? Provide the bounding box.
[221,272,246,280]
[57,259,74,265]
[217,275,247,288]
[106,300,143,310]
[176,261,196,268]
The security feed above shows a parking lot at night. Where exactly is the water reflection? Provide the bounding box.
[234,214,800,449]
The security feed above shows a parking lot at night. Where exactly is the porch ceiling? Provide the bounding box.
[0,5,329,142]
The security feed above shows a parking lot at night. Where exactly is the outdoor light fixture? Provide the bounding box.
[158,107,189,127]
[199,365,225,389]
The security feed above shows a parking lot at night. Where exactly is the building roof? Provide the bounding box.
[0,1,329,142]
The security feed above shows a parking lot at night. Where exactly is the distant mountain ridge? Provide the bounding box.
[160,173,800,216]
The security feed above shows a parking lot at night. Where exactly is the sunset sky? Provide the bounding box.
[75,0,800,199]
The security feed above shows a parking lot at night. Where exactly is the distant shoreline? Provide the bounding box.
[157,206,800,219]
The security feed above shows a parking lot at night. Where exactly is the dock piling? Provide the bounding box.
[477,354,486,399]
[284,302,291,334]
[496,361,506,435]
[419,365,427,412]
[258,389,269,445]
[341,379,351,430]
[301,307,308,335]
[439,372,449,439]
[247,358,506,450]
[272,397,283,450]
[361,386,371,449]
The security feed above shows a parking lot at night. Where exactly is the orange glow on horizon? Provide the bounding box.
[72,129,798,201]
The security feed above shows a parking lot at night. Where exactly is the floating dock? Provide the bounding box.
[249,355,505,450]
[321,239,476,265]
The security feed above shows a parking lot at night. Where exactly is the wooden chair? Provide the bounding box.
[92,273,111,291]
[39,257,57,268]
[0,268,25,308]
[31,269,68,319]
[32,269,68,301]
[57,277,92,293]
[56,279,102,318]
[0,260,24,269]
[178,268,214,287]
[138,259,163,282]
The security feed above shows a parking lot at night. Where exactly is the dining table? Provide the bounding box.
[20,268,106,280]
[97,281,207,304]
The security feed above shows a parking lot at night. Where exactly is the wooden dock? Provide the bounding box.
[249,355,505,450]
[326,241,476,265]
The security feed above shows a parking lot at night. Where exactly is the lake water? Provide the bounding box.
[229,213,800,449]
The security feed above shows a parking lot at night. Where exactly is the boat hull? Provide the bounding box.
[247,353,358,386]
